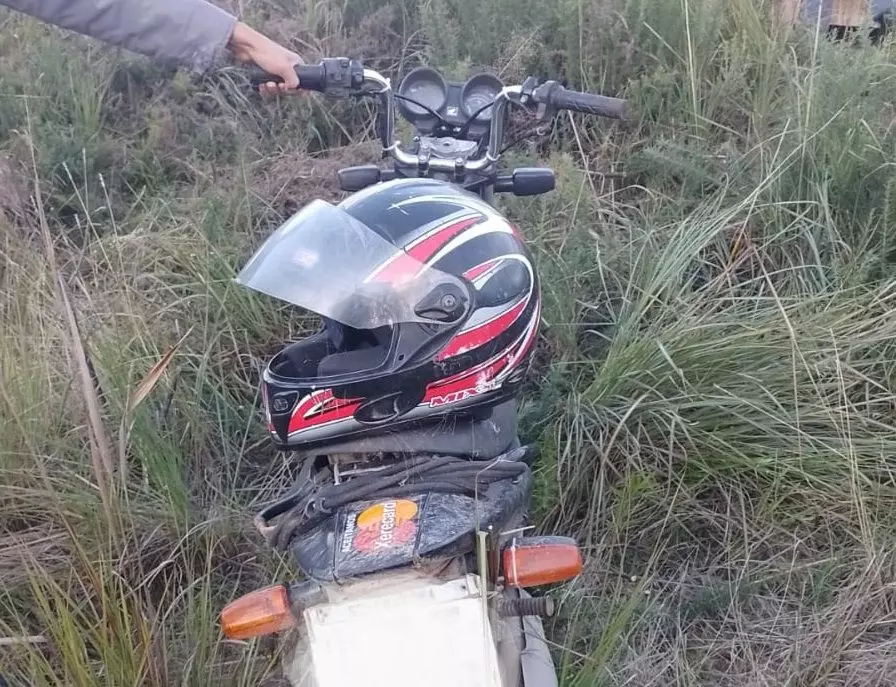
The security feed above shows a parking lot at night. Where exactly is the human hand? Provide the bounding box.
[228,22,303,96]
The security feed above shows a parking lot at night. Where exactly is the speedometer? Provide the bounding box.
[461,73,504,122]
[465,88,495,115]
[397,67,447,118]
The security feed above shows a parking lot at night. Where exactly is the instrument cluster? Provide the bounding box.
[396,67,505,138]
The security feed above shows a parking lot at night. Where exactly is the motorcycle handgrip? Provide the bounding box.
[542,84,628,120]
[247,64,326,92]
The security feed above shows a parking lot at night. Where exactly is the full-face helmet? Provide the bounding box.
[236,178,541,451]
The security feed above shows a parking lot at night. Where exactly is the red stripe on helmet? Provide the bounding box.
[289,390,361,434]
[436,295,530,361]
[463,258,503,282]
[422,356,509,405]
[367,215,484,285]
[367,252,421,285]
[495,299,540,383]
[427,305,538,401]
[407,215,483,263]
[430,338,518,389]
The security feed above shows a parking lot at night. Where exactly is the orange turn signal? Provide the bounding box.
[502,536,583,588]
[220,584,296,640]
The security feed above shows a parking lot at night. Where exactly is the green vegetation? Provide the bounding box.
[3,0,896,683]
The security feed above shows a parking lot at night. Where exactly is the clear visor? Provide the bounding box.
[235,200,463,330]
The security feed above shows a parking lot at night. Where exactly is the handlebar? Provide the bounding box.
[248,64,327,91]
[530,82,628,120]
[246,59,628,175]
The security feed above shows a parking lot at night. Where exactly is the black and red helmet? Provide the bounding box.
[236,178,541,451]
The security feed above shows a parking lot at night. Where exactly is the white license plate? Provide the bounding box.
[302,574,503,687]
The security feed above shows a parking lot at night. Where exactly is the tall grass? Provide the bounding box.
[2,0,896,683]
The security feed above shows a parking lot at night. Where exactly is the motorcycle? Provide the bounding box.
[218,58,627,686]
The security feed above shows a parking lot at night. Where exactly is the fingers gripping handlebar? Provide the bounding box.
[246,59,628,172]
[247,64,324,90]
[247,58,363,95]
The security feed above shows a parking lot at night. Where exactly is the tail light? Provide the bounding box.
[502,536,583,588]
[220,584,295,640]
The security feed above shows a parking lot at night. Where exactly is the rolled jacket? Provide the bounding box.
[0,0,237,74]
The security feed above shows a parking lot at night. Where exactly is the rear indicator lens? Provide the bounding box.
[502,536,583,588]
[220,584,295,640]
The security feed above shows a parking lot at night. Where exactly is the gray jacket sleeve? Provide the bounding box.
[1,0,237,74]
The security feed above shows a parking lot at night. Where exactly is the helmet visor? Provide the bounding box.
[235,200,464,330]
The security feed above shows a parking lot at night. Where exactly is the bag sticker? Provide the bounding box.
[352,499,419,553]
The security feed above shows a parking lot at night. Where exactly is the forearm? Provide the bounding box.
[2,0,238,73]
